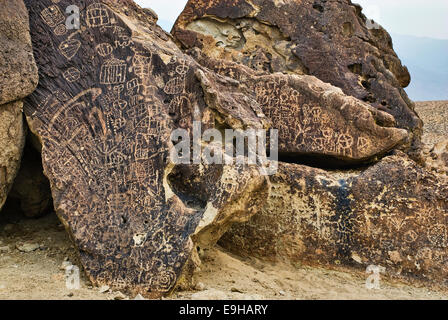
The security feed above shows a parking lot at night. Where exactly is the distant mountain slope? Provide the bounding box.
[392,34,448,101]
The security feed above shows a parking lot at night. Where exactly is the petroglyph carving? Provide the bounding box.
[40,5,64,27]
[86,3,113,28]
[59,38,81,60]
[100,58,127,85]
[63,67,80,82]
[96,43,114,57]
[54,24,68,36]
[164,77,185,95]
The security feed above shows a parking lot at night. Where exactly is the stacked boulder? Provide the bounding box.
[0,0,38,211]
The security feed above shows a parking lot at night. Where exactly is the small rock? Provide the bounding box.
[279,290,286,296]
[0,246,10,253]
[231,287,244,294]
[133,294,146,300]
[16,243,40,253]
[99,285,110,293]
[113,291,127,300]
[67,292,74,297]
[195,282,206,291]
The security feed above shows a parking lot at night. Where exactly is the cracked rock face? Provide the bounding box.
[24,0,271,298]
[220,153,448,287]
[173,0,423,161]
[0,0,38,211]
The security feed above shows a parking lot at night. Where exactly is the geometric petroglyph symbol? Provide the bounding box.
[427,224,448,248]
[54,24,68,36]
[100,58,127,85]
[59,39,81,60]
[96,43,114,57]
[164,77,184,95]
[86,3,113,28]
[63,67,81,82]
[40,5,65,27]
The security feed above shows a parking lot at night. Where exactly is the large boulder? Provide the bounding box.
[193,53,408,164]
[172,0,423,161]
[24,0,270,298]
[0,0,38,211]
[0,101,26,210]
[0,0,38,105]
[220,153,448,287]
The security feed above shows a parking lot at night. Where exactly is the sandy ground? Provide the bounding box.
[1,211,447,300]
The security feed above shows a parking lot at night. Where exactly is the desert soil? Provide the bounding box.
[0,101,447,301]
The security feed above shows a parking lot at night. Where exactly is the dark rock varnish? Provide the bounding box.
[24,0,269,298]
[220,153,448,287]
[173,0,424,161]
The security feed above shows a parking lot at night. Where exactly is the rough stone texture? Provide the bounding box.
[0,0,38,212]
[193,53,408,164]
[425,140,448,176]
[415,101,448,146]
[220,153,448,287]
[0,101,26,210]
[173,0,423,161]
[415,101,448,176]
[0,0,38,105]
[24,0,270,298]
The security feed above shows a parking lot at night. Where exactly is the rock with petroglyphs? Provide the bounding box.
[24,0,271,298]
[192,52,408,165]
[220,153,448,287]
[0,0,38,211]
[173,0,423,161]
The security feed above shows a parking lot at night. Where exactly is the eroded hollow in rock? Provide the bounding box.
[185,17,309,75]
[1,129,52,219]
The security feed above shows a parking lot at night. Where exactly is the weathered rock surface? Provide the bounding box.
[0,0,38,105]
[173,0,423,160]
[0,0,38,212]
[220,153,448,286]
[425,140,448,176]
[24,0,270,297]
[193,53,408,164]
[0,101,26,210]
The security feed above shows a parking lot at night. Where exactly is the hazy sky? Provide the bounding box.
[135,0,448,39]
